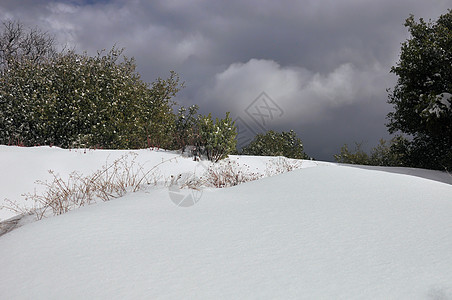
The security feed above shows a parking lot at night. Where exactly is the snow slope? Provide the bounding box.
[0,146,200,221]
[0,146,322,221]
[0,147,452,299]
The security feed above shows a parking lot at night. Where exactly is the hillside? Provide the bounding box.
[0,146,451,299]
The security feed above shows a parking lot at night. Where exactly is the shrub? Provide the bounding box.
[369,137,409,167]
[240,130,309,159]
[334,136,411,167]
[0,47,182,149]
[194,112,237,162]
[334,142,370,165]
[172,105,199,151]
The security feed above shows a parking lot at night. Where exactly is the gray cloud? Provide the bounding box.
[0,0,450,160]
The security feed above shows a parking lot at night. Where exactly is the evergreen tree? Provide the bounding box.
[387,10,452,170]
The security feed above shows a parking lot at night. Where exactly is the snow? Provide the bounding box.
[0,146,452,299]
[0,146,202,221]
[0,146,323,221]
[425,92,452,117]
[438,92,452,108]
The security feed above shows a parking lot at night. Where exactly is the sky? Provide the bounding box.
[0,0,450,160]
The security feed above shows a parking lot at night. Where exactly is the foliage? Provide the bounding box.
[387,10,452,170]
[334,136,411,167]
[399,134,452,170]
[334,142,370,165]
[0,20,239,161]
[194,112,237,162]
[369,137,409,167]
[0,45,182,148]
[240,130,309,159]
[172,105,199,151]
[144,71,183,149]
[171,108,238,162]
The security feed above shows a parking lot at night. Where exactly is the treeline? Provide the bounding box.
[0,20,308,162]
[335,137,411,167]
[0,21,237,160]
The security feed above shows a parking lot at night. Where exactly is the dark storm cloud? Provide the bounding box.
[0,0,450,160]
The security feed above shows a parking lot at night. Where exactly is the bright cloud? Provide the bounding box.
[205,59,385,125]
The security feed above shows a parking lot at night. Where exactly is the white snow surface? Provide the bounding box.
[1,146,452,299]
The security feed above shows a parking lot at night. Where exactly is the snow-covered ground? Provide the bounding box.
[0,146,451,299]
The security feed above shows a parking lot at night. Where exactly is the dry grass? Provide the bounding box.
[1,153,175,220]
[1,154,303,222]
[29,153,152,219]
[180,156,303,189]
[201,160,263,188]
[265,156,303,177]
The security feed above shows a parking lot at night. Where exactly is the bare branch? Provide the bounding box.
[0,19,56,72]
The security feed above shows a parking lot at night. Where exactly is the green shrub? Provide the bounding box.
[240,130,309,159]
[334,136,411,167]
[194,112,237,162]
[172,105,199,151]
[0,47,182,149]
[334,142,370,165]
